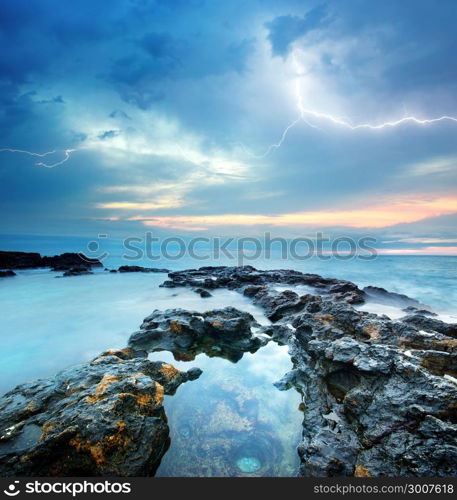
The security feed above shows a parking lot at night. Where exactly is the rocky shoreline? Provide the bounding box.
[0,264,456,477]
[0,251,170,277]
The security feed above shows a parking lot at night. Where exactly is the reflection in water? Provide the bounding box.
[0,271,271,394]
[0,270,303,476]
[150,342,303,477]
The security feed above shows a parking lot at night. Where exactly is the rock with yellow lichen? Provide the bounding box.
[282,295,457,477]
[158,266,457,477]
[0,349,201,476]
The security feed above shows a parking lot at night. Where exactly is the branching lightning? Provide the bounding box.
[240,53,457,159]
[0,148,77,168]
[35,149,77,168]
[2,50,457,166]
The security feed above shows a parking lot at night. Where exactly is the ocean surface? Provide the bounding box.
[1,236,456,476]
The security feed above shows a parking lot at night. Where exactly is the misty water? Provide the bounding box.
[1,252,456,476]
[0,267,304,476]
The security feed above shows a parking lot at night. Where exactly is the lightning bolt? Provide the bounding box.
[239,53,457,159]
[0,148,77,168]
[3,49,457,166]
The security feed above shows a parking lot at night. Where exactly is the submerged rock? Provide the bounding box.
[400,314,457,338]
[42,253,102,268]
[129,307,267,362]
[156,372,287,477]
[236,456,262,473]
[0,349,200,476]
[59,266,93,277]
[403,306,437,317]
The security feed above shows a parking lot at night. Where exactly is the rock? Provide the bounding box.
[42,253,102,268]
[276,296,457,476]
[194,288,212,298]
[0,251,42,269]
[273,369,303,391]
[157,266,457,477]
[258,324,293,344]
[60,266,93,277]
[161,266,366,304]
[403,306,437,317]
[2,263,454,477]
[400,314,457,338]
[129,307,267,362]
[363,285,430,310]
[118,266,170,273]
[0,251,102,270]
[0,270,16,278]
[0,349,200,476]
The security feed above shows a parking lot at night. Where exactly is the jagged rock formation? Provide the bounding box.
[161,265,368,305]
[129,307,267,362]
[159,266,457,477]
[59,266,93,277]
[0,349,200,476]
[1,264,456,477]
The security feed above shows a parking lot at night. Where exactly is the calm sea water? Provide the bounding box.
[0,236,456,476]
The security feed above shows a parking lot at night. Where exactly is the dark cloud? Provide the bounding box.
[266,4,328,56]
[109,110,131,120]
[141,32,181,62]
[97,130,121,140]
[298,0,457,98]
[38,96,65,105]
[0,0,455,239]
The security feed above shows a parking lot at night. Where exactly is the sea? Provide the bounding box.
[0,234,456,476]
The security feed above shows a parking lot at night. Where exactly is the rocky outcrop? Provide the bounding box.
[0,251,102,270]
[159,266,457,477]
[59,266,93,277]
[400,314,457,338]
[0,251,42,269]
[161,265,366,304]
[42,253,102,269]
[1,264,455,477]
[363,286,430,310]
[129,307,266,362]
[118,266,169,273]
[281,295,457,477]
[0,349,200,477]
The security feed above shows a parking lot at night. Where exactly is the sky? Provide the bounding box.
[0,0,456,255]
